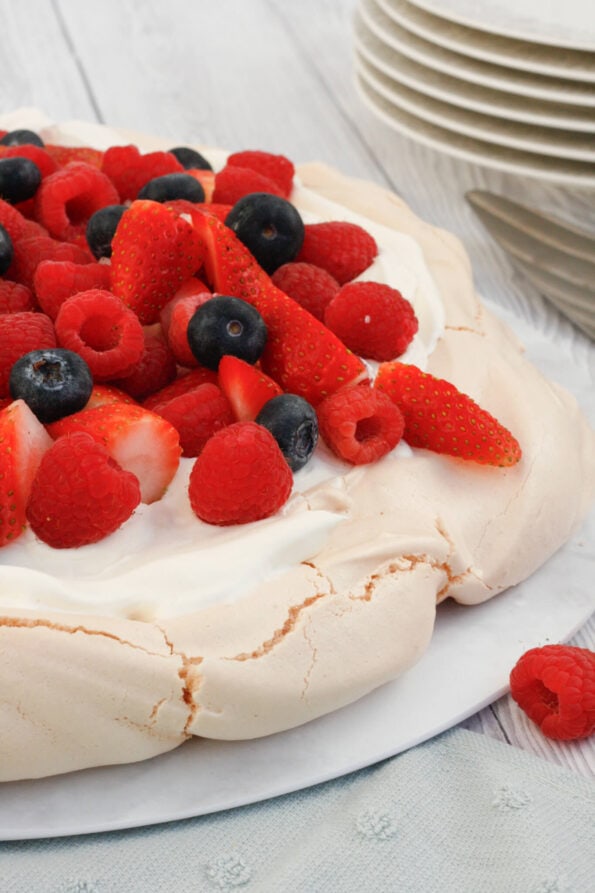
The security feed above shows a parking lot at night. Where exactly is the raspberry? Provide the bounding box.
[324,281,419,361]
[143,366,218,411]
[297,221,377,285]
[34,162,120,244]
[0,144,58,179]
[26,431,141,548]
[101,144,184,201]
[317,385,404,465]
[227,150,295,198]
[0,311,56,397]
[44,144,104,168]
[0,280,35,314]
[0,198,28,243]
[7,235,92,289]
[54,288,145,381]
[510,645,595,740]
[212,165,283,205]
[34,259,112,319]
[272,262,339,322]
[154,382,234,457]
[188,421,293,524]
[113,332,177,401]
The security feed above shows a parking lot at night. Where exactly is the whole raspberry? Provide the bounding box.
[227,150,295,198]
[54,288,145,381]
[212,165,284,205]
[26,431,141,548]
[296,221,377,284]
[44,144,104,168]
[0,197,28,243]
[510,644,595,740]
[324,281,419,361]
[154,382,234,457]
[113,332,177,401]
[143,366,218,411]
[0,311,56,397]
[34,162,120,244]
[7,235,93,289]
[272,262,340,322]
[317,385,404,465]
[0,280,35,314]
[34,259,112,319]
[188,421,293,524]
[101,145,184,201]
[0,144,58,179]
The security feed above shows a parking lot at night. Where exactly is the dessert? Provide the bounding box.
[0,110,593,782]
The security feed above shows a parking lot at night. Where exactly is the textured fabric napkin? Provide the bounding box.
[1,727,593,893]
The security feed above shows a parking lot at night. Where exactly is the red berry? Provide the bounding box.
[54,288,145,381]
[101,144,184,202]
[85,383,136,409]
[26,431,141,548]
[272,262,339,322]
[154,382,234,457]
[324,281,419,361]
[0,144,58,179]
[0,311,56,397]
[374,362,522,467]
[0,198,28,243]
[212,165,284,205]
[44,144,104,168]
[163,287,213,367]
[143,366,218,411]
[218,355,283,422]
[7,235,93,290]
[113,331,177,401]
[34,259,112,319]
[510,645,595,740]
[188,421,293,525]
[317,385,404,465]
[296,221,377,285]
[34,162,120,244]
[227,150,295,198]
[0,280,35,314]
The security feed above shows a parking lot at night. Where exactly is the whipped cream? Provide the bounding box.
[0,119,445,620]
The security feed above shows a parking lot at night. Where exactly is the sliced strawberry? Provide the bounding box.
[186,169,216,202]
[190,212,367,405]
[218,355,283,421]
[0,400,53,547]
[84,383,136,409]
[160,280,213,367]
[47,402,181,503]
[143,366,218,411]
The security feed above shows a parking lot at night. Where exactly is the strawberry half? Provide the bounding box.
[218,355,283,421]
[374,361,522,467]
[47,402,181,503]
[110,200,205,325]
[190,211,367,405]
[0,400,53,547]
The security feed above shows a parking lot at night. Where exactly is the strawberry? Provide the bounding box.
[47,402,181,504]
[110,200,205,325]
[84,383,136,409]
[374,362,522,467]
[218,355,283,421]
[186,169,216,202]
[190,211,367,405]
[0,400,53,547]
[143,366,218,411]
[161,282,213,367]
[296,221,377,284]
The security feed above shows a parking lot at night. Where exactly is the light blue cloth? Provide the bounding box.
[1,728,593,893]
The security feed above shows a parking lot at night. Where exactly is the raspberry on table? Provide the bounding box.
[34,161,120,244]
[272,262,340,322]
[317,385,404,465]
[296,220,378,285]
[509,644,595,740]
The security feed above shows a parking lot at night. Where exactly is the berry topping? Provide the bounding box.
[0,157,42,204]
[0,129,44,147]
[9,347,93,424]
[110,199,205,325]
[187,295,268,370]
[48,402,181,504]
[34,162,120,243]
[54,288,145,381]
[44,144,104,168]
[7,235,92,290]
[143,366,218,411]
[256,393,318,472]
[0,399,53,547]
[317,385,404,465]
[227,150,295,198]
[162,283,213,367]
[26,432,141,549]
[112,331,177,401]
[101,144,184,202]
[188,421,293,525]
[0,280,35,314]
[225,192,305,274]
[510,645,595,740]
[0,222,13,275]
[169,146,213,171]
[297,221,378,285]
[0,311,56,398]
[272,261,339,322]
[0,196,28,242]
[213,164,284,205]
[85,204,127,259]
[374,362,522,467]
[154,381,234,457]
[137,172,205,204]
[324,281,419,361]
[218,355,283,422]
[34,259,112,320]
[190,211,367,405]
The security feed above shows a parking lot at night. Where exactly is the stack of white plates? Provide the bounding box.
[354,0,595,185]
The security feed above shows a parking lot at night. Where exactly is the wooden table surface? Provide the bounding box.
[1,0,593,779]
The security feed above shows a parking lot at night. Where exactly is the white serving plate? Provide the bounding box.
[357,0,595,105]
[377,0,595,80]
[1,306,593,841]
[354,16,595,132]
[407,0,595,53]
[355,70,595,186]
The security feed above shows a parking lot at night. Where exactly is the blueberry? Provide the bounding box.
[169,146,213,171]
[225,192,305,274]
[0,223,13,276]
[137,172,205,203]
[187,296,267,370]
[256,394,318,472]
[0,129,44,147]
[86,204,127,259]
[9,348,93,424]
[0,157,42,204]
